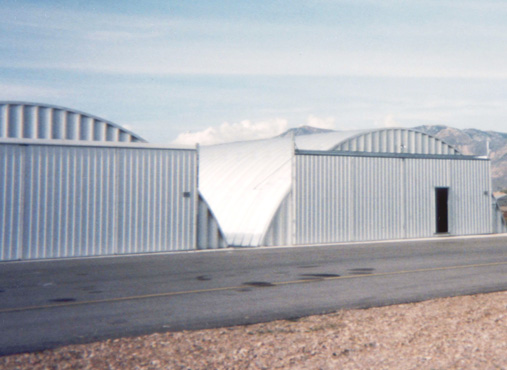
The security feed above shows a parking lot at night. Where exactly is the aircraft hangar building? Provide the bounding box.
[0,102,224,261]
[0,101,504,261]
[199,128,506,247]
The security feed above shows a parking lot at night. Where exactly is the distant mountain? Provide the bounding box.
[414,125,507,191]
[281,125,507,190]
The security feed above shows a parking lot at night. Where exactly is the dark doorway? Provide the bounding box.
[435,187,449,233]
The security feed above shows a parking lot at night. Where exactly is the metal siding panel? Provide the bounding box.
[38,106,50,139]
[264,192,292,246]
[116,148,196,253]
[8,104,21,138]
[23,105,36,139]
[79,115,92,141]
[93,119,105,141]
[450,160,491,235]
[295,155,355,244]
[295,155,406,244]
[66,112,78,140]
[404,158,491,237]
[351,157,404,241]
[52,109,64,139]
[0,145,24,260]
[295,154,489,245]
[1,142,197,261]
[22,146,117,259]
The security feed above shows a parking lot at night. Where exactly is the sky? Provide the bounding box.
[1,0,507,145]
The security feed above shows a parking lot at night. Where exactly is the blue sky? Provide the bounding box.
[1,1,507,144]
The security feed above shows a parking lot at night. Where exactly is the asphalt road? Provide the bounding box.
[1,235,506,356]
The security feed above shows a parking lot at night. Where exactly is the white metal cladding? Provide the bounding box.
[449,160,491,235]
[0,145,24,260]
[294,154,493,245]
[0,102,145,143]
[199,137,294,247]
[22,145,117,258]
[115,147,197,254]
[404,159,492,237]
[404,159,450,238]
[0,142,197,260]
[295,128,460,155]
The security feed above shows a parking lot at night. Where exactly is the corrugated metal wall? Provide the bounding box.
[0,145,24,260]
[263,192,292,246]
[294,153,493,245]
[0,142,197,260]
[404,159,450,238]
[0,102,145,143]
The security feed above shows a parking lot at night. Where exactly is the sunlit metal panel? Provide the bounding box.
[0,144,24,260]
[116,147,197,253]
[0,141,198,260]
[294,152,493,244]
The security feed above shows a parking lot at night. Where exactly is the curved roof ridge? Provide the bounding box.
[0,101,146,143]
[295,127,461,155]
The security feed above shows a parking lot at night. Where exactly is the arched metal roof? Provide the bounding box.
[0,101,146,143]
[199,137,294,247]
[295,128,461,155]
[199,128,463,247]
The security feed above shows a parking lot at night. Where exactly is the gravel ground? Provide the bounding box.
[1,291,506,370]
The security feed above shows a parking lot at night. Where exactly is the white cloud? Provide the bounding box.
[306,115,336,130]
[172,118,289,146]
[374,114,400,128]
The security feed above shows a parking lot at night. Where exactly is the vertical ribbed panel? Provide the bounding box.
[405,159,450,237]
[450,160,491,235]
[23,105,36,139]
[38,106,50,139]
[352,157,404,241]
[295,155,406,244]
[22,146,117,259]
[0,102,145,143]
[263,192,292,246]
[294,154,493,245]
[405,159,492,237]
[0,145,24,260]
[117,148,196,253]
[294,155,352,244]
[196,197,226,249]
[0,143,197,261]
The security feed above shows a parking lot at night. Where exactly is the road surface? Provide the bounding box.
[0,235,506,356]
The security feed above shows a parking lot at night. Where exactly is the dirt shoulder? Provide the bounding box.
[1,291,506,370]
